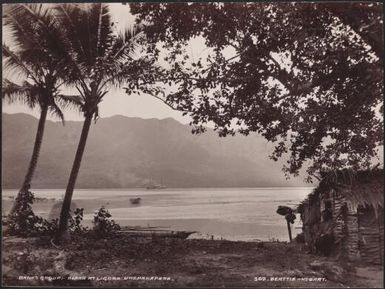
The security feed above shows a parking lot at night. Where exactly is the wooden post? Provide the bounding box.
[287,219,292,242]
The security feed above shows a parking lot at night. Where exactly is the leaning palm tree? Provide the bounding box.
[3,4,82,216]
[52,3,149,241]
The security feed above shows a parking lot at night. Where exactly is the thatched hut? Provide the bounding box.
[297,169,384,264]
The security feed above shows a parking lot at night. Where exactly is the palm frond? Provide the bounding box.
[110,25,145,61]
[54,4,86,61]
[93,3,111,58]
[55,3,113,67]
[3,4,44,51]
[56,94,84,111]
[4,4,57,67]
[52,4,98,85]
[85,3,112,61]
[97,25,147,88]
[2,44,39,82]
[3,4,87,119]
[48,101,65,125]
[2,79,39,109]
[4,4,63,79]
[12,4,80,81]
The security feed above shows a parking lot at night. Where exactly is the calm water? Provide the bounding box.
[2,187,312,241]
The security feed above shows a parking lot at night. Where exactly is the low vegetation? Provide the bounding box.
[4,190,120,239]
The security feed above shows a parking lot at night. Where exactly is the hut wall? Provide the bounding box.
[358,207,384,265]
[346,212,359,260]
[332,190,346,243]
[331,191,359,260]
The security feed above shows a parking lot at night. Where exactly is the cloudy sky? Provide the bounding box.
[2,3,192,123]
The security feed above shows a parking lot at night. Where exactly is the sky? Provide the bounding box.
[2,3,192,123]
[1,3,291,124]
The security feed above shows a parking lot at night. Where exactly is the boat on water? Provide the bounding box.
[145,178,167,190]
[129,197,141,204]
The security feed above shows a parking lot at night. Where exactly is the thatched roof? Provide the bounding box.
[297,168,384,216]
[320,168,384,212]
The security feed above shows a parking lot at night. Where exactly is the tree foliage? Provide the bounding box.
[130,2,384,179]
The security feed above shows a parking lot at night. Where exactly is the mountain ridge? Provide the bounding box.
[2,113,306,189]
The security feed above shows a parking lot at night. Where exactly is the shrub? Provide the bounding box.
[6,190,42,237]
[93,207,120,237]
[68,208,87,234]
[5,189,86,237]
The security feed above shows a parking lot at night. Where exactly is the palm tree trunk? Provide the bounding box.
[56,114,93,241]
[9,105,48,215]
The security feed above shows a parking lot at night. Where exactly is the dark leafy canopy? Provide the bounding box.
[130,2,384,180]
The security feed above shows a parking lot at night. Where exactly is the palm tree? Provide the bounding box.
[3,4,82,216]
[52,3,147,241]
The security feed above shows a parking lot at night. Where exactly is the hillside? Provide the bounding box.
[2,113,305,188]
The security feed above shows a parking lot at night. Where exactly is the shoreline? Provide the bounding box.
[2,196,302,242]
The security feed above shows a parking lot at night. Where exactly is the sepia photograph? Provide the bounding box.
[2,1,384,288]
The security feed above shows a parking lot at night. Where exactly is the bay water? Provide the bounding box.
[2,187,312,241]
